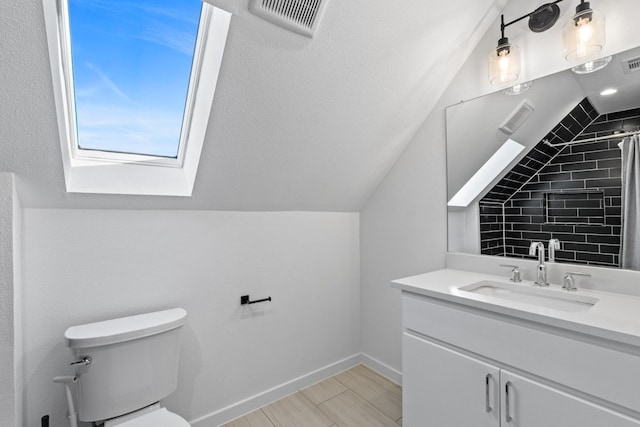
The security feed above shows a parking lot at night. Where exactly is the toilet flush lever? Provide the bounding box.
[70,356,92,367]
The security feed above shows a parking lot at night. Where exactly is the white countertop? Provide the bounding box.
[392,269,640,349]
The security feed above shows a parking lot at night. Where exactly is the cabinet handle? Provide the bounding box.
[505,381,513,423]
[485,374,492,413]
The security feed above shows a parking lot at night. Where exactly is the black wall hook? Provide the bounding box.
[240,294,272,305]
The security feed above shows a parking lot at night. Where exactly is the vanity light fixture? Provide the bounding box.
[489,3,562,86]
[563,0,606,61]
[490,1,608,84]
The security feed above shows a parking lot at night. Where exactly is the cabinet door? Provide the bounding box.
[501,370,640,427]
[403,332,500,427]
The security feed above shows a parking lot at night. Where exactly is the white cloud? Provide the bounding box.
[81,62,137,105]
[76,103,183,157]
[69,0,199,55]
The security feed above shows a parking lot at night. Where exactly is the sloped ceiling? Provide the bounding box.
[0,0,507,210]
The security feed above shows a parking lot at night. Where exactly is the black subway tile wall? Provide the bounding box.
[478,99,636,268]
[480,203,504,256]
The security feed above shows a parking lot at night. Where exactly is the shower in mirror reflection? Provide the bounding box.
[619,134,640,270]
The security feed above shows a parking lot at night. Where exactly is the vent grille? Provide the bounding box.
[499,100,535,135]
[250,0,327,37]
[622,57,640,74]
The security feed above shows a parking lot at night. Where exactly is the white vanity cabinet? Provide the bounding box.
[403,333,499,426]
[404,331,640,426]
[400,289,640,427]
[499,370,640,426]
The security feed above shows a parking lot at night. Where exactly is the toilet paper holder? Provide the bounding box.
[240,294,272,305]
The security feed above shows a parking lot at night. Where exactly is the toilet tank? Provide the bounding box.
[64,308,187,422]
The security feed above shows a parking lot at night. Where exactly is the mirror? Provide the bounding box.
[446,45,640,270]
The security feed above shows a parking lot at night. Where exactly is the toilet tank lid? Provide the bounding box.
[65,308,187,349]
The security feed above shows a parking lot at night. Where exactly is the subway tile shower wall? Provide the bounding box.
[478,101,638,268]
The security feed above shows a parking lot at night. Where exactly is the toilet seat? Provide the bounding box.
[104,406,190,427]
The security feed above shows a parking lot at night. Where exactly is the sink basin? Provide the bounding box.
[459,280,599,312]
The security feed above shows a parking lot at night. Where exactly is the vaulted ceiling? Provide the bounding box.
[0,0,508,210]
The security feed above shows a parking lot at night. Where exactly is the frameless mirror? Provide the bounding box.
[446,45,640,270]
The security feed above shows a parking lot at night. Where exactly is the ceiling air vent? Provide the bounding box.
[499,100,535,135]
[249,0,328,37]
[622,57,640,74]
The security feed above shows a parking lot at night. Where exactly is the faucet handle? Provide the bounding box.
[563,272,591,291]
[500,264,522,282]
[548,238,561,262]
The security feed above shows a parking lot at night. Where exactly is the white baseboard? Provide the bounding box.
[360,353,402,385]
[188,352,402,426]
[189,354,362,427]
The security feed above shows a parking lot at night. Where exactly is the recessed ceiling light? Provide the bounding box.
[600,88,618,96]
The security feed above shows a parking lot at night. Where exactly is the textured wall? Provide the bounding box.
[22,210,360,426]
[0,173,21,426]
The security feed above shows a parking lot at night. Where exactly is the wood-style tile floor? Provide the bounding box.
[222,364,403,427]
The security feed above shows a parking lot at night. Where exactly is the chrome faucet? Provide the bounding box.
[529,242,548,286]
[548,238,561,262]
[500,264,521,282]
[563,272,591,291]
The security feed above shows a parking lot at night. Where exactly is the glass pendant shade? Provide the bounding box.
[489,40,521,85]
[571,55,612,74]
[563,8,605,61]
[504,81,533,96]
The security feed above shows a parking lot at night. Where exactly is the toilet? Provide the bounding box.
[64,308,190,426]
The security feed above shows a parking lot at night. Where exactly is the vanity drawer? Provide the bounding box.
[403,292,640,414]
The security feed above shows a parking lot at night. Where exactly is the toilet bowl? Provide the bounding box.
[63,308,189,425]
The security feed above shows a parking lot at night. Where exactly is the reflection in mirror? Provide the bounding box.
[446,46,640,271]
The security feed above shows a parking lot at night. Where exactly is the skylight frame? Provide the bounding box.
[57,0,205,167]
[447,139,525,207]
[43,0,231,195]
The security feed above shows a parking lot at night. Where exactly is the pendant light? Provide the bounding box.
[489,16,521,85]
[563,1,605,61]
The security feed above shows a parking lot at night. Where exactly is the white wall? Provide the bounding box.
[22,210,360,426]
[360,0,640,375]
[0,173,22,427]
[448,203,481,254]
[0,174,13,426]
[13,175,23,427]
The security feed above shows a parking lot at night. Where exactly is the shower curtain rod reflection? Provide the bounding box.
[543,130,640,148]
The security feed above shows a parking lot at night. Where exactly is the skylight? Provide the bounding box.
[68,0,201,158]
[43,0,232,196]
[447,139,525,207]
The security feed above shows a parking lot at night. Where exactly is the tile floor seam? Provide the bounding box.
[318,390,398,427]
[260,408,277,427]
[222,365,402,427]
[332,376,394,420]
[261,407,278,427]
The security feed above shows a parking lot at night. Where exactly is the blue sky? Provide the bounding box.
[68,0,202,157]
